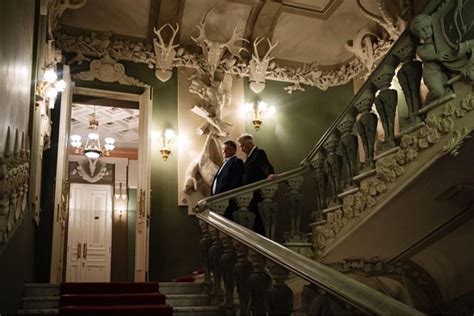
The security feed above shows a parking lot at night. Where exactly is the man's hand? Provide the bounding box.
[267,173,278,181]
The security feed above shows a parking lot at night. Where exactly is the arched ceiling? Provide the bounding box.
[60,0,401,68]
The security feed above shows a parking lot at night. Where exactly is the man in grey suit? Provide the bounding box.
[237,134,276,235]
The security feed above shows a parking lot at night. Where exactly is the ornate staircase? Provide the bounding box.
[193,0,474,314]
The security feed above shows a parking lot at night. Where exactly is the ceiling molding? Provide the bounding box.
[280,0,343,20]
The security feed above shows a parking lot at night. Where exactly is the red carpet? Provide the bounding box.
[59,282,172,316]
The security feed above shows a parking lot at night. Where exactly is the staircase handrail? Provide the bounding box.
[195,166,307,212]
[196,209,424,315]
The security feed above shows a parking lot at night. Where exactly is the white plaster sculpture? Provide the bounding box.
[249,37,278,94]
[345,27,378,73]
[153,23,181,82]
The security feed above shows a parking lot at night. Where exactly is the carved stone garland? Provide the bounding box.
[0,128,31,247]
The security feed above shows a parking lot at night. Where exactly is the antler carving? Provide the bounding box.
[356,0,405,40]
[153,23,180,82]
[191,8,248,76]
[249,37,279,93]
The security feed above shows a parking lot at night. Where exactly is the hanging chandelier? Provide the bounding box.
[70,108,116,159]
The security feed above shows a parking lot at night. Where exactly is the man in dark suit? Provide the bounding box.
[237,134,276,235]
[211,140,244,220]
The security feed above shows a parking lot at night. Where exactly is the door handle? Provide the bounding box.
[83,243,87,259]
[77,242,82,259]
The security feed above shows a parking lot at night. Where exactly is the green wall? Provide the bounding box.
[243,79,354,172]
[127,189,137,281]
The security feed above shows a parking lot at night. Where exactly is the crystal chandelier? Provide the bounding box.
[70,108,116,159]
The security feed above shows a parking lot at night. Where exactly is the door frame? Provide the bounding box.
[50,86,153,283]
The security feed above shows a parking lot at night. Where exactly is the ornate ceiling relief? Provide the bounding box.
[55,0,408,93]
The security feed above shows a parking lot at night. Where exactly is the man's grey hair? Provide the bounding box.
[237,133,254,143]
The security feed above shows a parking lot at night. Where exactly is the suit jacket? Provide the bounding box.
[242,147,275,185]
[211,156,244,195]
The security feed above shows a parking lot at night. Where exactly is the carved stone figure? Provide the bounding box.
[410,14,451,101]
[311,151,328,213]
[354,91,378,169]
[324,133,342,206]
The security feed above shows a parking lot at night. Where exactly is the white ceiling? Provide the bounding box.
[70,103,139,149]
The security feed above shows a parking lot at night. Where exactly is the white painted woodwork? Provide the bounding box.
[135,87,152,281]
[50,65,73,283]
[66,183,113,282]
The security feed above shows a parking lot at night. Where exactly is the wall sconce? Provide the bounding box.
[155,128,177,161]
[244,100,276,131]
[38,66,67,109]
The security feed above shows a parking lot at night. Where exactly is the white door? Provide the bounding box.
[66,183,113,282]
[135,87,152,281]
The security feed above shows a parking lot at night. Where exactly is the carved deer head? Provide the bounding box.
[153,23,180,82]
[192,9,248,76]
[249,37,278,93]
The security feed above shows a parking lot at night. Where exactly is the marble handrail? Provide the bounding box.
[196,209,424,315]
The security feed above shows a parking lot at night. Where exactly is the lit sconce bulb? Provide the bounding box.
[267,105,276,116]
[70,135,82,148]
[43,68,57,83]
[88,132,99,140]
[257,101,268,112]
[55,79,67,92]
[244,102,254,113]
[45,86,58,99]
[157,128,177,161]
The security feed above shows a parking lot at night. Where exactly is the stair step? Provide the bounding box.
[59,304,172,315]
[173,306,221,316]
[165,294,210,307]
[22,296,59,309]
[60,293,166,306]
[158,282,204,295]
[17,308,59,315]
[60,282,160,294]
[24,284,60,297]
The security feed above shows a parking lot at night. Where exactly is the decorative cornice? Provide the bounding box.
[73,55,150,88]
[55,29,393,92]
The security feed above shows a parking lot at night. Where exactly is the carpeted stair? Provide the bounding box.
[59,282,172,316]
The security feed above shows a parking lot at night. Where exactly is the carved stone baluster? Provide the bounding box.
[300,284,352,315]
[373,64,398,150]
[233,192,254,230]
[267,262,293,316]
[310,151,327,221]
[248,250,271,315]
[233,242,252,315]
[199,220,212,293]
[258,184,278,240]
[323,133,342,206]
[285,176,304,238]
[208,226,224,304]
[337,113,359,190]
[0,128,11,242]
[220,233,237,313]
[354,90,378,169]
[397,60,423,123]
[8,130,19,230]
[210,200,229,215]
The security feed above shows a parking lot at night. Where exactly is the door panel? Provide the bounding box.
[66,184,112,282]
